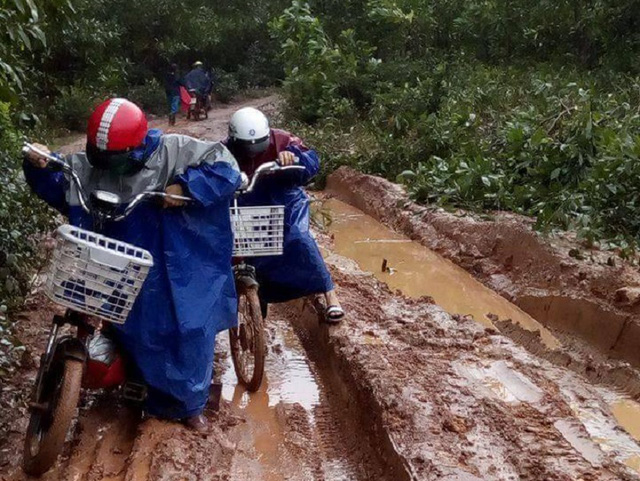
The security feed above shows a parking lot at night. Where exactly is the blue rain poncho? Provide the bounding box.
[24,130,241,419]
[229,129,334,304]
[183,67,211,96]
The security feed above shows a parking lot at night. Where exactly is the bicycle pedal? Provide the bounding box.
[122,382,147,402]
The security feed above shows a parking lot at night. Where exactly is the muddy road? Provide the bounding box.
[2,95,640,480]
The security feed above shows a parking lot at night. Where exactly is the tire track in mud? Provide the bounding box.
[218,312,393,481]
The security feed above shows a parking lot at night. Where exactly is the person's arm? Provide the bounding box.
[163,135,242,207]
[22,145,69,215]
[175,161,241,207]
[277,134,320,185]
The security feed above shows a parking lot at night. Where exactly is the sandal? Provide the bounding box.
[324,305,345,324]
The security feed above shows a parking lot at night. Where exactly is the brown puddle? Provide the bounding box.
[219,316,361,480]
[611,399,640,441]
[319,198,560,349]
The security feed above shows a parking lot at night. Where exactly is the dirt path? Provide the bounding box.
[2,95,640,480]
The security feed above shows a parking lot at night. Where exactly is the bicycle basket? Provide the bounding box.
[44,225,154,324]
[231,205,285,257]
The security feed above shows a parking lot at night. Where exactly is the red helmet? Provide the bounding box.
[86,98,149,174]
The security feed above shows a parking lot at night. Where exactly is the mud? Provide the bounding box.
[298,226,640,479]
[3,97,640,480]
[326,167,640,367]
[319,197,560,348]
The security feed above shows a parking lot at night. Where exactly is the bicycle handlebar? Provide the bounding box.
[22,142,191,221]
[22,142,306,220]
[240,161,306,194]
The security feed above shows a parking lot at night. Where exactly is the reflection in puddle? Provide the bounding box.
[220,325,320,480]
[319,198,560,349]
[221,326,320,411]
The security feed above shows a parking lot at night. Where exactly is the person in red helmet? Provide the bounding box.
[23,98,242,431]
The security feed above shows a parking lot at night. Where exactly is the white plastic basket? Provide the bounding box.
[231,205,285,257]
[44,225,154,324]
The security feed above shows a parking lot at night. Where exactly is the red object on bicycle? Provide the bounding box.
[83,355,126,389]
[180,87,191,113]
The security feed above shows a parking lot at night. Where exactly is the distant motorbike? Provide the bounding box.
[186,89,208,121]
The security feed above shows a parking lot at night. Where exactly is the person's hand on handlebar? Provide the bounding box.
[24,143,51,169]
[164,184,187,208]
[277,151,297,166]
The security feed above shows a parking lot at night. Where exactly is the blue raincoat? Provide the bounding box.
[184,67,212,96]
[228,129,334,303]
[24,131,241,419]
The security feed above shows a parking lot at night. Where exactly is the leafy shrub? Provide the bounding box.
[50,86,98,132]
[128,78,167,115]
[0,102,56,314]
[270,1,378,123]
[214,72,240,104]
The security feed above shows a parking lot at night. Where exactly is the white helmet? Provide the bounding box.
[228,107,270,157]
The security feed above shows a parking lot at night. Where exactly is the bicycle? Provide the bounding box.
[228,161,304,392]
[20,143,191,476]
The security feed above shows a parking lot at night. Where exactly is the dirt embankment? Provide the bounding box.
[326,166,640,368]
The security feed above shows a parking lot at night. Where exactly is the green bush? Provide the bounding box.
[50,86,98,132]
[270,1,377,123]
[214,72,240,104]
[128,78,167,115]
[0,102,56,314]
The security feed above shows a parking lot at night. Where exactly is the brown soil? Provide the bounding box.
[283,248,639,480]
[2,98,640,480]
[326,167,640,369]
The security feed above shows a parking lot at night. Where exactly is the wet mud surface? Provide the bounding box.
[2,98,640,479]
[326,167,640,369]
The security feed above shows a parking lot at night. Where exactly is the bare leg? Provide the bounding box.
[325,289,341,308]
[324,290,344,323]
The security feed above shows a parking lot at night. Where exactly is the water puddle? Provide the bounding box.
[319,198,560,349]
[218,317,358,480]
[611,399,640,441]
[556,382,640,473]
[571,402,640,472]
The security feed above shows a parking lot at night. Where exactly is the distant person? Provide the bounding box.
[164,63,183,125]
[224,107,345,323]
[184,61,212,109]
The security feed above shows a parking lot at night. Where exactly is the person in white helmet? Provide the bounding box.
[224,107,344,322]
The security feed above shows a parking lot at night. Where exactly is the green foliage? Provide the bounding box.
[277,0,640,248]
[0,102,55,313]
[270,1,378,123]
[128,79,167,115]
[50,86,98,131]
[214,72,240,104]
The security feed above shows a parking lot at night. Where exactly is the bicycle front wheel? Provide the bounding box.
[229,287,265,392]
